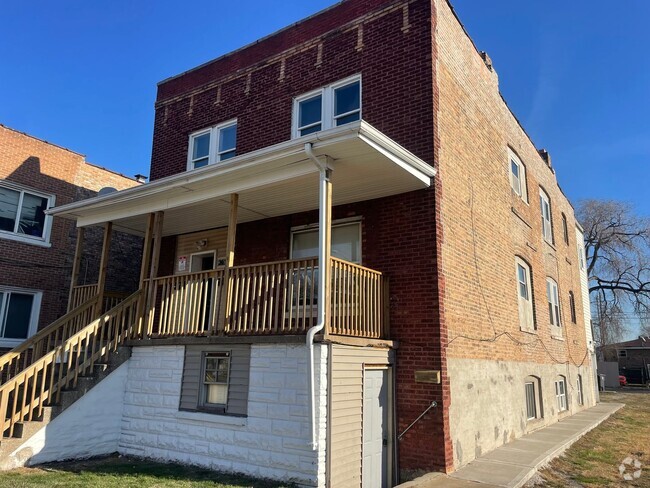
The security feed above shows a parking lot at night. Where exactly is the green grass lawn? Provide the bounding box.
[531,390,650,487]
[0,455,297,488]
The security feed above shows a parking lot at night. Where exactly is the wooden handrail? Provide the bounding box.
[0,297,99,382]
[0,290,142,438]
[68,284,99,312]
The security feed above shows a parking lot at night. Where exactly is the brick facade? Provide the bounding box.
[0,125,142,343]
[145,0,593,477]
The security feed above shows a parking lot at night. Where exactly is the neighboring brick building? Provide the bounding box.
[0,124,142,351]
[6,0,596,486]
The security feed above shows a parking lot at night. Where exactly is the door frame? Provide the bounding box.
[362,364,395,488]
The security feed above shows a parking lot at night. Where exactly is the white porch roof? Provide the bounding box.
[48,121,436,237]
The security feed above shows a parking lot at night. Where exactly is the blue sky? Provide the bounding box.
[1,0,648,218]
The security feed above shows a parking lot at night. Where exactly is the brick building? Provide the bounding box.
[0,0,596,486]
[0,124,142,352]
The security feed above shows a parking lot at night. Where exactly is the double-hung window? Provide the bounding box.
[568,291,577,324]
[546,278,561,328]
[561,213,569,245]
[577,375,584,406]
[539,189,553,243]
[201,351,230,408]
[555,377,567,412]
[187,120,237,170]
[0,182,54,245]
[525,382,537,420]
[293,75,361,138]
[0,288,41,347]
[515,257,535,331]
[509,150,527,201]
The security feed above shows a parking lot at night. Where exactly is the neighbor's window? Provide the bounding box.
[561,213,569,245]
[187,120,237,170]
[201,352,230,408]
[577,375,584,406]
[539,189,553,244]
[293,75,361,138]
[577,243,586,271]
[568,291,577,324]
[0,288,41,347]
[0,183,54,245]
[555,376,567,412]
[509,150,528,201]
[546,278,561,328]
[515,257,535,331]
[618,349,627,358]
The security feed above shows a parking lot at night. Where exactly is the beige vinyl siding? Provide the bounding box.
[180,344,251,416]
[328,344,393,488]
[575,227,593,351]
[175,228,228,274]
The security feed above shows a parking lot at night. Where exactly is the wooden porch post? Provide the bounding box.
[144,211,164,335]
[136,213,156,336]
[67,226,85,312]
[95,222,113,316]
[323,177,332,339]
[216,193,238,334]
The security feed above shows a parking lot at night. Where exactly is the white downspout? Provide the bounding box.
[305,142,329,451]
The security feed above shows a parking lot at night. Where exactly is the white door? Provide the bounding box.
[363,368,389,488]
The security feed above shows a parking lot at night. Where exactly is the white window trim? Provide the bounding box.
[0,286,42,348]
[539,188,553,244]
[515,257,535,332]
[0,181,54,247]
[199,351,231,410]
[525,381,537,420]
[290,218,362,264]
[186,119,238,171]
[577,375,584,406]
[546,277,562,330]
[292,74,362,139]
[508,149,528,202]
[555,378,567,412]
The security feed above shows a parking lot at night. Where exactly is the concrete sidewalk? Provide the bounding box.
[399,402,624,488]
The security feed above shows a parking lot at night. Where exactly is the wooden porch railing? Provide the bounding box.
[0,290,142,438]
[68,284,98,311]
[0,298,98,383]
[144,257,386,339]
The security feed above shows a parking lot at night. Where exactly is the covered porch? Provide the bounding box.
[52,121,435,341]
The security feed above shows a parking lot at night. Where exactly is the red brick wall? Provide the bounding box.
[148,0,451,472]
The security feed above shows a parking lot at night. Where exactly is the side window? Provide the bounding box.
[546,278,561,328]
[187,120,238,170]
[555,376,568,412]
[0,288,42,347]
[515,257,535,331]
[539,188,554,244]
[291,221,361,264]
[292,75,361,138]
[509,150,528,202]
[524,376,543,421]
[568,291,577,324]
[576,375,584,406]
[561,213,569,245]
[180,345,250,416]
[0,182,54,245]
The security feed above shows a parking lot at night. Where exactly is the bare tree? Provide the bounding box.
[577,200,650,346]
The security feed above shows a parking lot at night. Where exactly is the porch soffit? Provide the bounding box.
[48,121,435,237]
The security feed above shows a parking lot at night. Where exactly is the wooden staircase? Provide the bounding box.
[0,290,143,466]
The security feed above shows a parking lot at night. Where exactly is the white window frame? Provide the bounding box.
[546,278,562,329]
[0,181,54,247]
[199,351,231,410]
[577,243,586,271]
[539,188,553,244]
[508,149,527,202]
[292,74,362,139]
[290,218,362,264]
[515,257,535,331]
[577,375,584,406]
[525,381,537,420]
[0,286,42,348]
[186,119,238,171]
[555,378,567,412]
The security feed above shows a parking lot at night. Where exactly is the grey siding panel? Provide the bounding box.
[180,344,251,416]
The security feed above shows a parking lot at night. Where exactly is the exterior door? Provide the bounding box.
[363,368,389,488]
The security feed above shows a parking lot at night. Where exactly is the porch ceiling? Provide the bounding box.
[48,121,436,237]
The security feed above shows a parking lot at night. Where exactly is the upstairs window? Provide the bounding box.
[568,291,577,323]
[0,182,54,245]
[515,257,535,331]
[539,189,553,244]
[546,278,561,328]
[509,150,528,202]
[0,287,41,347]
[293,75,361,138]
[561,213,569,245]
[577,242,586,271]
[187,120,237,170]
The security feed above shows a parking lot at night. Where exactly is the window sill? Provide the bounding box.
[551,334,564,341]
[0,232,51,248]
[543,239,557,252]
[519,327,538,335]
[176,409,247,427]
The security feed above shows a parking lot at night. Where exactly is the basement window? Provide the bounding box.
[187,119,237,170]
[0,287,42,347]
[577,375,584,406]
[555,376,567,412]
[0,182,54,246]
[293,75,361,138]
[524,376,543,421]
